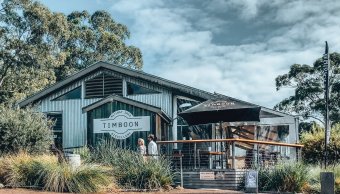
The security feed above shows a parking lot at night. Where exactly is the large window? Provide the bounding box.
[126,82,160,95]
[46,113,63,149]
[85,73,122,98]
[53,87,81,101]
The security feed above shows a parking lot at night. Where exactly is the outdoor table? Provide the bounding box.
[200,151,225,169]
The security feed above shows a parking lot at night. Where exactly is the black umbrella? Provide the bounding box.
[178,96,262,125]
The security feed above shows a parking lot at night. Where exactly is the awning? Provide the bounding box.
[178,96,280,125]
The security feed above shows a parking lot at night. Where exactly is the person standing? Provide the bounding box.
[137,138,146,155]
[147,134,158,159]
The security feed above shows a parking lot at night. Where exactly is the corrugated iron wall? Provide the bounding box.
[105,70,173,116]
[39,79,100,148]
[37,69,173,149]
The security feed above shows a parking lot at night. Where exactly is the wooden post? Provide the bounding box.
[232,141,236,169]
[180,155,183,187]
[172,96,178,149]
[155,115,161,141]
[254,125,258,167]
[194,142,197,169]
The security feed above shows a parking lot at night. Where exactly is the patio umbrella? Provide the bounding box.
[178,96,262,125]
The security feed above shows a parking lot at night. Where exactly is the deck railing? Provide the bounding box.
[157,138,303,170]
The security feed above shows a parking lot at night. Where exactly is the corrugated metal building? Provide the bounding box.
[19,61,299,154]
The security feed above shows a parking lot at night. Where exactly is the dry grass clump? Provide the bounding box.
[0,152,113,192]
[89,141,173,190]
[258,162,309,193]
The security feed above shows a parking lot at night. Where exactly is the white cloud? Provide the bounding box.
[110,0,340,108]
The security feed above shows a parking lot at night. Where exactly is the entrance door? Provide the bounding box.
[47,113,63,149]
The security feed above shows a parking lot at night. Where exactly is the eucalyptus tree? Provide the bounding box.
[275,53,340,125]
[0,0,142,103]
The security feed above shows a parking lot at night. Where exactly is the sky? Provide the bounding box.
[39,0,340,109]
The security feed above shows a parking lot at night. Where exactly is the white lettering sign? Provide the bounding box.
[204,100,235,108]
[200,172,215,180]
[93,110,150,139]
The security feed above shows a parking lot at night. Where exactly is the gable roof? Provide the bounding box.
[19,61,214,107]
[82,94,171,123]
[18,61,294,118]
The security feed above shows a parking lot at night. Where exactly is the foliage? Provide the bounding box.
[299,121,318,134]
[0,152,113,192]
[300,124,340,165]
[0,105,52,155]
[0,0,142,103]
[275,52,340,124]
[73,146,92,163]
[305,164,340,194]
[257,162,309,192]
[89,141,173,190]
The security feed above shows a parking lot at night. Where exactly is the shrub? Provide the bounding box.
[73,146,92,163]
[0,153,113,192]
[89,141,173,190]
[257,162,309,192]
[306,164,340,194]
[0,105,53,155]
[300,124,340,165]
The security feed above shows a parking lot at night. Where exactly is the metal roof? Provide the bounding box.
[18,61,295,118]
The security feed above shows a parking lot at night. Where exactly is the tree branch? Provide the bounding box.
[303,114,325,125]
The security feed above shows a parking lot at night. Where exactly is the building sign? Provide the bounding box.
[200,172,215,180]
[93,110,150,139]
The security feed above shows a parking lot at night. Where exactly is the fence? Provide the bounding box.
[157,138,303,170]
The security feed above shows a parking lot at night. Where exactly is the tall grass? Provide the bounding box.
[306,164,340,194]
[89,141,173,190]
[0,152,112,192]
[258,162,309,192]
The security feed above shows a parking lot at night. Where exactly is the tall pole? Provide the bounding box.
[323,41,330,168]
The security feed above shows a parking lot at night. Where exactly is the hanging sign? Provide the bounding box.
[93,110,150,139]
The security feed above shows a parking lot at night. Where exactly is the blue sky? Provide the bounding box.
[39,0,340,108]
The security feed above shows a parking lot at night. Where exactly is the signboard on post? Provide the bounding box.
[245,170,258,193]
[323,41,331,146]
[93,110,150,139]
[323,41,331,169]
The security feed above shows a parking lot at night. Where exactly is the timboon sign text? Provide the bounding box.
[93,110,150,139]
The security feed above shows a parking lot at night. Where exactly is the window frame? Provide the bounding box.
[85,73,123,99]
[126,82,161,96]
[52,86,82,101]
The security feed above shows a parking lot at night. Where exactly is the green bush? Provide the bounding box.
[89,141,173,190]
[0,105,53,154]
[73,146,92,163]
[258,162,309,192]
[301,124,340,165]
[305,164,340,194]
[0,153,113,192]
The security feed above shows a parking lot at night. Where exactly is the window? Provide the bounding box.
[126,82,160,95]
[46,113,63,149]
[85,73,122,98]
[53,87,81,101]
